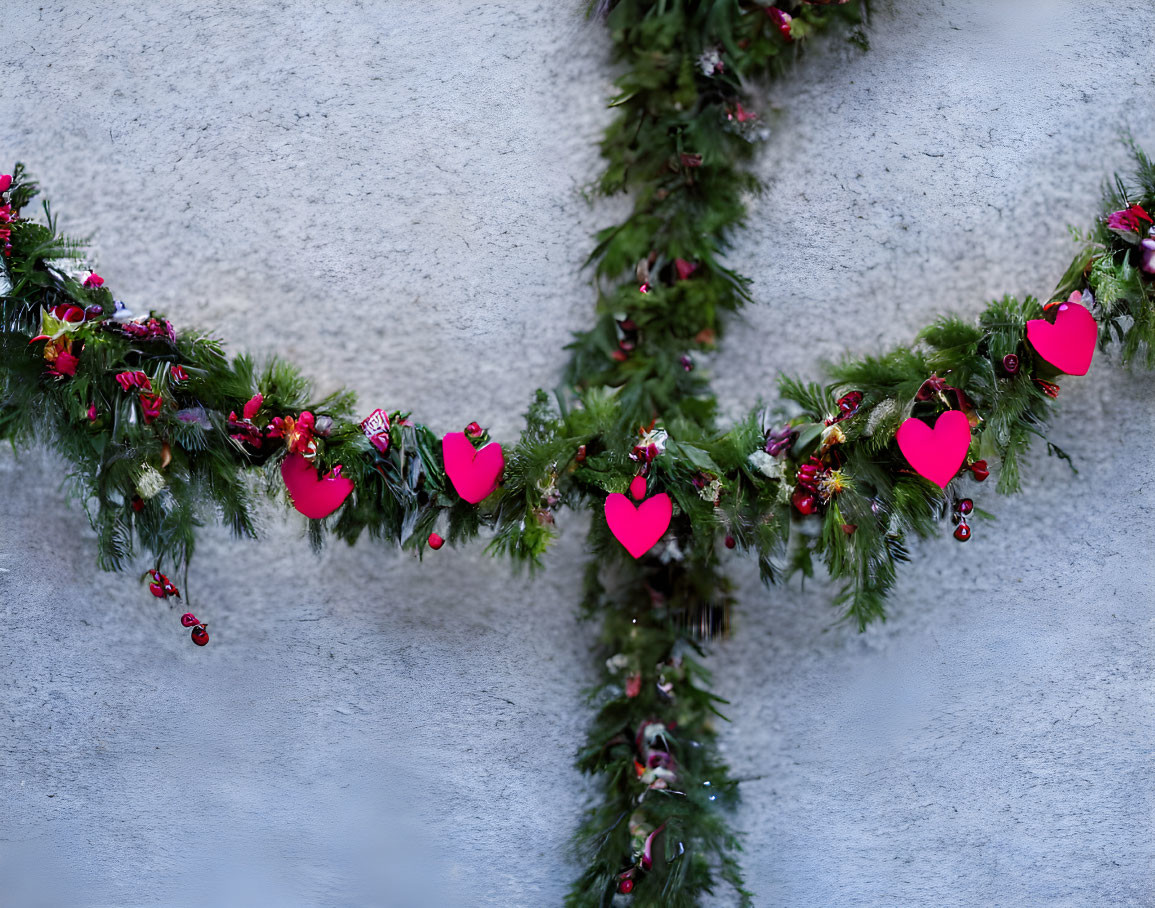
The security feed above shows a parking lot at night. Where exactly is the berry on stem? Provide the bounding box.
[428,533,444,550]
[190,625,209,646]
[180,613,199,627]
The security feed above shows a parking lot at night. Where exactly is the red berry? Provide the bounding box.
[148,582,165,598]
[956,498,973,515]
[131,496,144,512]
[428,533,444,550]
[575,445,587,463]
[954,522,971,542]
[611,350,628,362]
[618,877,635,894]
[724,535,736,549]
[190,626,209,646]
[465,421,482,437]
[791,488,818,515]
[1001,353,1020,375]
[180,613,199,627]
[969,460,989,482]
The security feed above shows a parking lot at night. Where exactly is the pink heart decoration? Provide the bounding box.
[895,410,971,489]
[442,431,504,504]
[1026,300,1096,376]
[605,491,673,559]
[281,452,354,519]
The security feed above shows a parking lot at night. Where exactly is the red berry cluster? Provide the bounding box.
[952,497,974,542]
[792,456,826,515]
[102,315,176,342]
[180,612,209,647]
[147,569,179,599]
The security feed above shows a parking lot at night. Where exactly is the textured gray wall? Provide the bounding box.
[2,1,1154,906]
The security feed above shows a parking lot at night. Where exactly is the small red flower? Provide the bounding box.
[83,272,105,289]
[50,350,79,377]
[115,370,151,392]
[1106,203,1152,234]
[170,364,189,383]
[140,394,164,424]
[269,411,317,456]
[728,102,757,123]
[674,258,698,281]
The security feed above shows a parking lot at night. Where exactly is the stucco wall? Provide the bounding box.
[1,2,1153,905]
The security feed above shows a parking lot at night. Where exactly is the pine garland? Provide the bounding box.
[2,1,1154,903]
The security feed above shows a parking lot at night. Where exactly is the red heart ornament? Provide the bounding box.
[604,491,673,559]
[442,431,504,504]
[1026,301,1096,376]
[281,452,354,519]
[895,410,971,489]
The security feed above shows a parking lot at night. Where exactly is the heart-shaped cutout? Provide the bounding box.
[281,452,354,519]
[442,431,504,504]
[1026,300,1096,376]
[895,410,971,489]
[605,491,672,559]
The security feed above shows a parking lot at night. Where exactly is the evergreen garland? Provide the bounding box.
[2,2,1154,903]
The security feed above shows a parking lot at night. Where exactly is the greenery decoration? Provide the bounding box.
[2,1,1153,903]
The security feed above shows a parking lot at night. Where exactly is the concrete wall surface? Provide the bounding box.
[1,1,1153,905]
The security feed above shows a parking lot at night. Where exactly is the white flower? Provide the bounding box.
[698,48,722,76]
[605,653,630,674]
[698,478,723,503]
[47,258,92,284]
[136,465,166,499]
[638,426,668,454]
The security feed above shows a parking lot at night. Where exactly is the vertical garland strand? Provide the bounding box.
[566,3,867,904]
